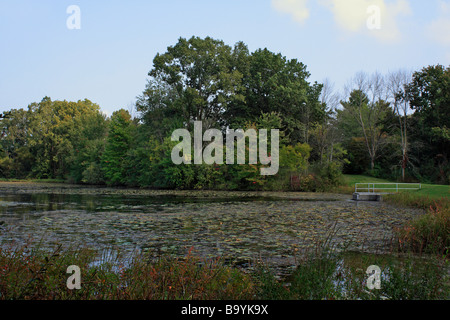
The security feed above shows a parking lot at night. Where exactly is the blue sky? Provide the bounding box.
[1,0,449,115]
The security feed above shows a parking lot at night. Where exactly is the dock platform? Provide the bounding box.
[352,183,421,202]
[352,192,384,201]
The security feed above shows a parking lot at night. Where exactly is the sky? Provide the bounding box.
[1,0,449,116]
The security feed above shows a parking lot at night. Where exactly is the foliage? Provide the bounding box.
[101,109,133,185]
[1,243,448,300]
[279,143,311,173]
[0,37,449,187]
[390,196,450,257]
[254,249,449,300]
[0,245,254,300]
[138,36,246,131]
[406,65,450,185]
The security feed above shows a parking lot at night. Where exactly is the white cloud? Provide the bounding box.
[271,0,310,24]
[427,1,450,46]
[320,0,412,42]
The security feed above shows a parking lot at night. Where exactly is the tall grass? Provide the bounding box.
[0,244,254,300]
[254,249,449,300]
[384,192,449,210]
[381,193,450,257]
[1,241,448,300]
[394,203,450,257]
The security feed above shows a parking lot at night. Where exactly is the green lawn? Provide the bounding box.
[343,174,393,186]
[343,174,449,199]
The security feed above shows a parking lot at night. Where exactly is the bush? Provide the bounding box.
[253,249,450,300]
[396,202,450,257]
[0,245,255,300]
[82,162,104,185]
[1,242,448,300]
[315,161,344,191]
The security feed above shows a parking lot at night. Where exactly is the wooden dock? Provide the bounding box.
[352,192,384,201]
[352,182,421,202]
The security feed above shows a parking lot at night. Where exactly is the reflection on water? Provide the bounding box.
[0,192,282,215]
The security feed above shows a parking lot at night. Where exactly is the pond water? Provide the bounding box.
[0,183,424,274]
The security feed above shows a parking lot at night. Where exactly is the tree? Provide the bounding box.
[406,65,450,183]
[136,79,184,143]
[140,36,246,132]
[101,109,133,185]
[339,72,392,171]
[67,110,108,184]
[309,79,341,164]
[138,37,325,148]
[388,70,412,181]
[225,48,325,144]
[0,108,33,178]
[27,97,104,179]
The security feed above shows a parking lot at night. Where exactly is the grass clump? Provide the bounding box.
[394,201,450,257]
[253,249,450,300]
[0,245,254,300]
[1,241,449,300]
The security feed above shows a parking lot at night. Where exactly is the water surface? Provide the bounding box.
[0,183,424,274]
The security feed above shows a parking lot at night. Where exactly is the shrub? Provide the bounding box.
[0,245,255,300]
[396,202,450,257]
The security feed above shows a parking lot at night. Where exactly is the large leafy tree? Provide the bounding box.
[225,48,324,144]
[0,99,106,180]
[406,65,450,183]
[0,108,33,178]
[27,97,104,179]
[101,109,133,185]
[0,108,29,159]
[138,37,325,145]
[138,36,246,133]
[67,110,108,184]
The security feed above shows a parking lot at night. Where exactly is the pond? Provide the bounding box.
[0,182,424,275]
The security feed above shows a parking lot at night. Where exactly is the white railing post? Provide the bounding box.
[354,182,421,194]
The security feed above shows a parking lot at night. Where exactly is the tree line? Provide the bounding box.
[1,36,449,189]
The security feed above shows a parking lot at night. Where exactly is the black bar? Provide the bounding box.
[0,300,446,319]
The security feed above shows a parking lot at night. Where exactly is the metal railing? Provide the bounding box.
[355,183,422,194]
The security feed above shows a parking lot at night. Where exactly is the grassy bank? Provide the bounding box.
[341,174,449,199]
[0,245,254,300]
[391,196,450,257]
[1,242,448,300]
